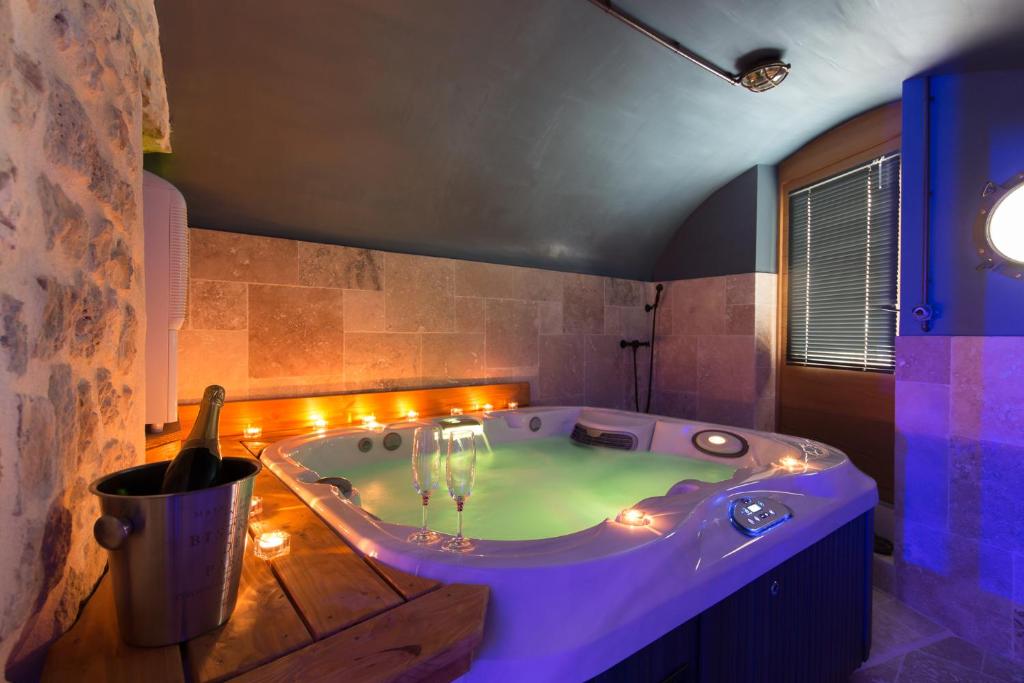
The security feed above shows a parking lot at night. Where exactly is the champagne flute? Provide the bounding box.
[442,429,477,553]
[408,426,442,544]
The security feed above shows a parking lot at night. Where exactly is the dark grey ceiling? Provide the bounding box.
[148,0,1024,280]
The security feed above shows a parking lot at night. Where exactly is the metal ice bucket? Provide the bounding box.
[89,457,261,646]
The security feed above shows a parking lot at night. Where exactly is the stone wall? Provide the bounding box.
[180,228,779,429]
[179,228,653,410]
[892,336,1024,660]
[649,274,777,430]
[0,1,169,677]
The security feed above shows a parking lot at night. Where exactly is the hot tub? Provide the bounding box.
[261,407,878,682]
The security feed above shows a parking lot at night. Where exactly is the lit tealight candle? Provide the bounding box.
[249,496,263,518]
[359,414,383,430]
[312,416,328,432]
[482,403,493,415]
[507,401,518,410]
[450,407,463,416]
[243,425,262,439]
[617,508,650,526]
[777,455,807,473]
[254,531,290,560]
[406,410,419,420]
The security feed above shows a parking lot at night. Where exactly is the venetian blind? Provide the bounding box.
[787,154,900,372]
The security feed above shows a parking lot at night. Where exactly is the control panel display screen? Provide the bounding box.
[730,497,792,536]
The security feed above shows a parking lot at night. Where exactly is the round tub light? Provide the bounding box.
[974,173,1024,280]
[692,429,749,457]
[617,508,650,526]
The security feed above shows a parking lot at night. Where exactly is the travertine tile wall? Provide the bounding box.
[649,274,777,430]
[180,230,779,431]
[0,1,169,675]
[179,228,654,410]
[892,336,1024,661]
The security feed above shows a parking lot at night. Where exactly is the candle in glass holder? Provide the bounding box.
[616,508,650,526]
[254,530,290,560]
[450,407,463,416]
[312,416,328,432]
[777,455,808,473]
[243,425,262,439]
[507,401,519,410]
[482,403,493,415]
[406,410,419,420]
[249,495,263,518]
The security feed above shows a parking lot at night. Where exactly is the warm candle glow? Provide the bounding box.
[249,496,263,518]
[482,403,493,414]
[507,401,518,410]
[254,530,290,560]
[450,407,463,416]
[311,415,328,432]
[777,455,807,473]
[406,410,419,420]
[360,414,383,430]
[617,508,650,526]
[243,425,262,439]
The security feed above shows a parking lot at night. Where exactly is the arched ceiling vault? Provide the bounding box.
[149,0,1024,280]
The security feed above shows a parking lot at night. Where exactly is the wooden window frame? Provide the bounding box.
[775,102,901,502]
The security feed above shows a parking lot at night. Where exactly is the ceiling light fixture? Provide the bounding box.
[974,173,1024,280]
[586,0,790,92]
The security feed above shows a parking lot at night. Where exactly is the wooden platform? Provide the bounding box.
[42,429,490,683]
[167,382,531,444]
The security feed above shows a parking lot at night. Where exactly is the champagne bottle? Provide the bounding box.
[160,385,226,493]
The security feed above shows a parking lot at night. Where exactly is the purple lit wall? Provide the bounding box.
[893,71,1024,660]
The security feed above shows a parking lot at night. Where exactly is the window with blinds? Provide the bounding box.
[787,154,900,373]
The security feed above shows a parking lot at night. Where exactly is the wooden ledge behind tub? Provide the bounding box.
[42,435,491,683]
[156,381,531,444]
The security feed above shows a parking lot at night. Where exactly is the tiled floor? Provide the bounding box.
[853,588,1024,682]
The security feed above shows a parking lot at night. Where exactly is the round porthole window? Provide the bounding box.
[974,173,1024,280]
[692,429,749,457]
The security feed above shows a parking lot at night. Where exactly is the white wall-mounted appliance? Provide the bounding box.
[143,171,188,432]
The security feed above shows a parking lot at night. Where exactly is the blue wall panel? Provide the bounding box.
[900,71,1024,336]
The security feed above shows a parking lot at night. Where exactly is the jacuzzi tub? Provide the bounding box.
[261,407,878,682]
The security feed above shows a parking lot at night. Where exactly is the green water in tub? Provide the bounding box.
[312,437,736,541]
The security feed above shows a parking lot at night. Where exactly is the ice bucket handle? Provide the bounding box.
[94,515,133,550]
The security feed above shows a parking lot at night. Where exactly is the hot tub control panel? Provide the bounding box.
[729,497,792,536]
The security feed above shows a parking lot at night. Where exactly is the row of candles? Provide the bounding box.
[246,400,521,560]
[240,401,521,440]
